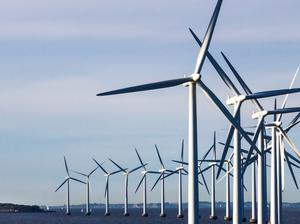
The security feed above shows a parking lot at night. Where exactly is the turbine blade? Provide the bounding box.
[199,168,210,195]
[135,148,146,170]
[193,0,223,74]
[97,77,193,96]
[216,164,233,177]
[55,179,68,192]
[277,65,300,122]
[245,88,300,100]
[163,170,178,179]
[109,158,127,173]
[217,166,234,183]
[285,152,299,189]
[221,52,263,111]
[89,166,99,177]
[278,127,300,158]
[287,112,300,129]
[274,98,277,122]
[242,118,264,174]
[110,169,123,175]
[199,144,214,167]
[285,120,300,134]
[151,173,163,191]
[147,171,161,174]
[198,164,214,174]
[155,145,165,169]
[135,175,145,193]
[181,139,184,166]
[183,168,189,174]
[216,124,235,179]
[71,170,88,177]
[64,156,70,176]
[285,151,300,165]
[93,158,108,174]
[189,28,240,95]
[172,159,188,165]
[129,164,147,174]
[70,177,86,185]
[213,131,217,159]
[268,107,300,116]
[290,161,300,169]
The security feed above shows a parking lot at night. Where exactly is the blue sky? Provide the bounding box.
[0,0,300,206]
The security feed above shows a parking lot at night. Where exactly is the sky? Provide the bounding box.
[0,0,300,206]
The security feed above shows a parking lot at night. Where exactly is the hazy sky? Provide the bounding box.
[0,0,300,206]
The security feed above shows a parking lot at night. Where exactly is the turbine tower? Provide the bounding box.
[109,158,145,216]
[134,148,159,217]
[71,166,99,215]
[93,158,122,216]
[55,156,86,215]
[164,140,188,218]
[150,144,174,217]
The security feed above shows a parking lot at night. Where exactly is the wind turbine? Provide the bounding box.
[93,158,123,216]
[109,158,145,216]
[134,148,159,217]
[96,1,265,223]
[150,144,174,217]
[71,166,99,215]
[163,140,188,218]
[54,156,86,215]
[251,107,300,224]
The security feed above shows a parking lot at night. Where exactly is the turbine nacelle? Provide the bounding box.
[141,170,148,175]
[252,110,268,119]
[265,121,282,128]
[191,73,201,82]
[226,95,246,105]
[176,166,184,171]
[159,168,166,173]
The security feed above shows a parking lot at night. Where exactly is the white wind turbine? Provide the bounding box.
[96,1,265,223]
[109,158,146,216]
[71,166,99,215]
[251,107,300,224]
[163,140,188,218]
[134,148,160,217]
[55,156,86,215]
[150,144,174,217]
[197,138,235,221]
[93,158,123,216]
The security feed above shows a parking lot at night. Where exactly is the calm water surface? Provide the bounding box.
[0,208,299,224]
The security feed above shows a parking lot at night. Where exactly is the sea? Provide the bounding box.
[0,208,299,224]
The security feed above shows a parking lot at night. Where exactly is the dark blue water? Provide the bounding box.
[0,208,299,224]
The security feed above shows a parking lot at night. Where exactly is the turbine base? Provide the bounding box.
[104,212,111,216]
[250,218,257,223]
[177,214,184,218]
[65,212,71,216]
[160,213,167,218]
[124,212,130,216]
[142,213,148,217]
[209,215,218,220]
[85,212,91,216]
[224,216,232,221]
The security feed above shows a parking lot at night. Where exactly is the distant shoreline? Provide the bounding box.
[0,203,46,213]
